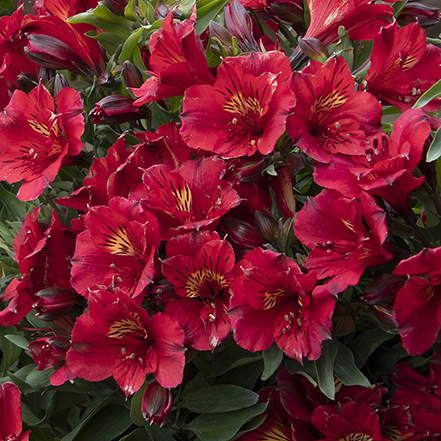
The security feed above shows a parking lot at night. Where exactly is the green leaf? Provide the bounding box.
[26,368,53,389]
[0,183,32,221]
[4,334,29,350]
[118,27,147,71]
[349,328,395,368]
[0,326,23,375]
[68,4,133,38]
[413,77,441,109]
[179,385,259,414]
[334,343,371,387]
[284,358,317,386]
[130,379,149,427]
[144,424,177,441]
[121,429,150,441]
[21,402,45,426]
[185,402,268,441]
[261,343,283,381]
[60,396,124,441]
[314,339,338,400]
[72,405,132,441]
[427,127,441,162]
[86,30,126,55]
[150,101,181,131]
[195,0,231,35]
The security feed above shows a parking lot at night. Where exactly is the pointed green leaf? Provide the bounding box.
[334,343,371,387]
[314,339,338,400]
[413,77,441,109]
[0,326,23,375]
[195,0,231,35]
[185,402,268,441]
[0,183,31,221]
[179,385,259,414]
[427,127,441,162]
[261,343,283,381]
[144,425,177,441]
[4,334,29,350]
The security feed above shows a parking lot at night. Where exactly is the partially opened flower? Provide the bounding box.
[66,289,186,396]
[129,8,215,105]
[393,247,441,355]
[0,83,84,200]
[180,51,294,158]
[0,383,31,441]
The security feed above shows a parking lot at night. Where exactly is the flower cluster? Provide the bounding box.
[0,0,441,439]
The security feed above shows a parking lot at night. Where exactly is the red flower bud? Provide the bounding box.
[221,217,265,250]
[361,274,405,306]
[122,60,144,88]
[298,37,330,63]
[141,381,172,426]
[104,0,128,15]
[33,287,86,321]
[89,95,150,125]
[270,0,304,25]
[224,0,259,52]
[28,337,71,370]
[25,34,97,78]
[398,2,440,28]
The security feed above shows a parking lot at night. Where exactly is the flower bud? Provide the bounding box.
[361,274,405,305]
[28,336,71,370]
[270,0,304,25]
[97,69,116,89]
[285,152,308,175]
[122,60,144,88]
[33,287,86,321]
[221,217,265,250]
[155,3,169,20]
[25,34,97,78]
[141,381,172,426]
[398,2,440,28]
[224,0,259,53]
[104,0,128,15]
[210,21,240,58]
[332,299,357,336]
[255,211,278,243]
[298,37,329,63]
[16,72,38,94]
[89,95,150,125]
[45,73,70,98]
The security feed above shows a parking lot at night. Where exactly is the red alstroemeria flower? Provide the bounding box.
[229,248,335,362]
[0,4,40,84]
[0,207,75,326]
[71,196,160,302]
[0,83,84,201]
[393,246,441,355]
[66,289,186,396]
[57,122,194,212]
[28,336,76,386]
[162,231,235,350]
[129,8,215,105]
[131,156,240,240]
[294,190,394,291]
[287,57,382,163]
[311,402,382,441]
[313,108,431,215]
[366,21,441,111]
[0,383,31,441]
[302,0,394,47]
[390,361,441,436]
[180,51,295,158]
